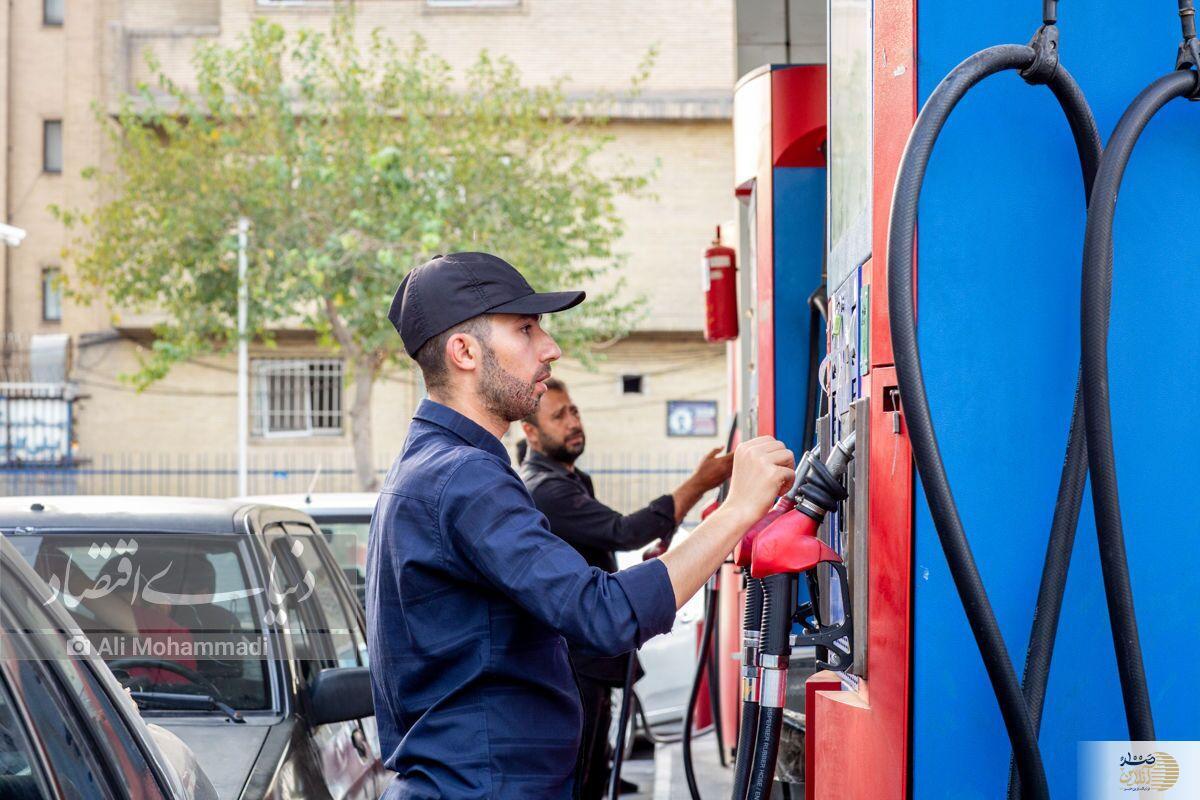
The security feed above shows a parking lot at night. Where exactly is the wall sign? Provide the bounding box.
[667,400,719,437]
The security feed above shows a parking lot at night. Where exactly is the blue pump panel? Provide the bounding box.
[910,3,1200,797]
[772,166,827,454]
[772,166,826,617]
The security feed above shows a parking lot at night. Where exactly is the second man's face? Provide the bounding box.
[533,389,586,464]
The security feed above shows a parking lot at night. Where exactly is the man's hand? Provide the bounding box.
[722,437,796,528]
[671,447,736,523]
[690,447,735,492]
[659,436,795,609]
[642,539,670,560]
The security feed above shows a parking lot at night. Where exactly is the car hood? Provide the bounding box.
[155,722,271,800]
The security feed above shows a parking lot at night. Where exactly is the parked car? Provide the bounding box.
[238,494,376,609]
[0,535,219,800]
[615,522,705,733]
[0,496,386,800]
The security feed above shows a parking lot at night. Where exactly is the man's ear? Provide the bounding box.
[445,332,481,373]
[520,420,537,443]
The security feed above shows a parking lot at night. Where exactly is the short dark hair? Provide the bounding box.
[412,314,493,392]
[522,377,567,426]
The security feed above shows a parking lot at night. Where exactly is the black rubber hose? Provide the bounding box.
[1081,68,1197,741]
[683,581,722,800]
[1007,67,1104,800]
[731,578,765,800]
[707,585,727,767]
[607,653,638,800]
[745,573,792,800]
[801,289,823,450]
[746,707,783,800]
[888,44,1071,800]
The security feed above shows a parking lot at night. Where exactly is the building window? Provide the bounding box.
[43,0,64,26]
[622,374,644,394]
[43,120,62,174]
[252,358,343,437]
[42,268,62,322]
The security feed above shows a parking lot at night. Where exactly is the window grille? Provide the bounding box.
[251,358,343,437]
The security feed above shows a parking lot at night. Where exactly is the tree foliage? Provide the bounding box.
[57,12,651,388]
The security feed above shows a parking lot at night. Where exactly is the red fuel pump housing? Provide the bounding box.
[703,229,738,342]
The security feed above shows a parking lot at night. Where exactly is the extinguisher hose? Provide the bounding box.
[683,579,722,800]
[744,574,791,800]
[731,577,765,800]
[1080,68,1197,741]
[887,43,1113,800]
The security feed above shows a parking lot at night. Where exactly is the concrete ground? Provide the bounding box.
[616,732,800,800]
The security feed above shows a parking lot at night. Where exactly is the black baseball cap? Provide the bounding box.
[389,252,586,357]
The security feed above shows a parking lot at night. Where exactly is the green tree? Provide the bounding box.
[57,12,649,490]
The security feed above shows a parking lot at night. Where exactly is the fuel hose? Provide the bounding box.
[744,573,791,800]
[730,576,764,800]
[1078,1,1198,740]
[886,16,1108,796]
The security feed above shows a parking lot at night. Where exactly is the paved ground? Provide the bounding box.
[615,732,799,800]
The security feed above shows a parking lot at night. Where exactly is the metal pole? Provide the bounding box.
[237,217,249,497]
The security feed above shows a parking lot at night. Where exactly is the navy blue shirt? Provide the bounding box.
[366,400,677,799]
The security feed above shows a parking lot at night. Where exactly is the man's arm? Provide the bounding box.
[442,456,677,655]
[532,477,676,554]
[669,447,735,524]
[658,437,794,608]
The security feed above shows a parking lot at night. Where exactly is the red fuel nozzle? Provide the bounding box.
[748,511,842,579]
[732,496,796,567]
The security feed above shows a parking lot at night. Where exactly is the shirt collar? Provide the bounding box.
[524,448,572,476]
[413,399,511,463]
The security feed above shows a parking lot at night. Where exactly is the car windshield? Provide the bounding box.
[8,533,271,711]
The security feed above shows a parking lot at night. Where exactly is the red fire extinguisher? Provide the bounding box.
[703,226,738,342]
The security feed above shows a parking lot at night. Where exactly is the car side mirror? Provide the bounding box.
[308,666,374,726]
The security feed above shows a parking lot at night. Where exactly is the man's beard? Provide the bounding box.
[479,345,548,423]
[543,433,586,465]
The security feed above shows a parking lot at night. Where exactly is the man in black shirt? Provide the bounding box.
[518,378,733,798]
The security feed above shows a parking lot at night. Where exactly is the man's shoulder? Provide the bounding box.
[385,435,508,502]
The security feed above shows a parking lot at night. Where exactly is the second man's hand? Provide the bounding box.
[671,446,736,523]
[659,436,795,609]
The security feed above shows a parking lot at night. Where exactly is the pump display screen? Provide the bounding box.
[827,0,873,291]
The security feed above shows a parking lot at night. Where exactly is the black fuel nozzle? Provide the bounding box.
[795,430,855,517]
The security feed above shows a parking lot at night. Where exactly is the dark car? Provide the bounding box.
[0,535,218,800]
[0,497,386,800]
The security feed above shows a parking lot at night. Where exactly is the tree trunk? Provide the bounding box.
[349,356,380,492]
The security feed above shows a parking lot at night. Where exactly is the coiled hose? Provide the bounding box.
[1080,59,1198,740]
[887,43,1109,800]
[745,573,792,800]
[730,577,765,800]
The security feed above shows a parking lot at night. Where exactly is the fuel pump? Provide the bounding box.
[735,432,856,800]
[885,2,1153,798]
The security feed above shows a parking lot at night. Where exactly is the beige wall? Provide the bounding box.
[3,0,735,484]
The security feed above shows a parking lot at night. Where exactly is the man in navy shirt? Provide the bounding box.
[367,252,794,799]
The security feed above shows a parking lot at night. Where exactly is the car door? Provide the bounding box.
[266,522,378,800]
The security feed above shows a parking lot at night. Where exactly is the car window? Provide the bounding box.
[315,521,369,608]
[283,525,364,670]
[11,533,271,712]
[0,674,51,799]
